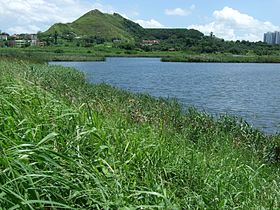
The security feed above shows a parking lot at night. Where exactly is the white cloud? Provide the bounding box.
[165,5,195,16]
[165,8,189,16]
[135,19,164,28]
[188,6,280,41]
[190,4,196,10]
[0,0,115,34]
[0,0,158,33]
[0,0,162,33]
[132,11,140,17]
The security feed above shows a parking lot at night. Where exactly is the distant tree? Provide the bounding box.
[54,31,58,45]
[229,47,241,54]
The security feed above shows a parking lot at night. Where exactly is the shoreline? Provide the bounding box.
[2,47,280,63]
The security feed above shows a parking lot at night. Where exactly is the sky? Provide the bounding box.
[0,0,280,41]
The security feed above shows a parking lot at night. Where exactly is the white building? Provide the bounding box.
[275,32,280,44]
[264,31,280,45]
[0,34,8,41]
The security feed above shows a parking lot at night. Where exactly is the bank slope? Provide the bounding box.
[1,60,280,209]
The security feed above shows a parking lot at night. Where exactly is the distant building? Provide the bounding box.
[11,34,20,40]
[30,39,38,46]
[16,40,27,47]
[113,39,122,43]
[168,48,176,51]
[276,32,280,44]
[37,41,46,47]
[29,34,38,40]
[0,33,8,41]
[9,40,27,48]
[264,31,280,45]
[142,40,160,46]
[29,34,38,46]
[7,33,44,47]
[29,40,46,47]
[264,32,272,44]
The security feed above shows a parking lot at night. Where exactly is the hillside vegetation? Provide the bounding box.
[1,60,280,209]
[41,9,205,48]
[43,9,145,42]
[38,9,280,58]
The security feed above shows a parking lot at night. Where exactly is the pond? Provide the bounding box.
[50,57,280,134]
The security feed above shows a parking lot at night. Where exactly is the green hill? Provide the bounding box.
[42,10,204,44]
[43,9,145,42]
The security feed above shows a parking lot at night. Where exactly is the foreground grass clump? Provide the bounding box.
[1,60,280,209]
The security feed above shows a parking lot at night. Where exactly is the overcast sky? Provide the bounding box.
[1,0,279,41]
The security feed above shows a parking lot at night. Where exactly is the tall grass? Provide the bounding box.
[1,60,280,209]
[161,54,280,63]
[0,50,105,63]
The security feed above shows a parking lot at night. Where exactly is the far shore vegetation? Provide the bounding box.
[1,10,280,63]
[1,44,280,63]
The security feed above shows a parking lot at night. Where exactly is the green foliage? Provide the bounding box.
[1,60,280,209]
[144,28,203,40]
[28,10,280,57]
[0,48,105,62]
[161,54,280,63]
[54,49,64,53]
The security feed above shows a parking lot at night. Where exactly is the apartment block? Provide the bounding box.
[264,31,280,44]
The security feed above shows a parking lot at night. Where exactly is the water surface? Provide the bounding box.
[50,57,280,134]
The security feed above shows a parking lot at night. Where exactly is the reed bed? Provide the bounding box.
[161,54,280,63]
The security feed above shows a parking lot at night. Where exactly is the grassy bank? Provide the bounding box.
[1,60,280,209]
[0,49,105,63]
[161,54,280,63]
[0,46,190,62]
[3,46,280,63]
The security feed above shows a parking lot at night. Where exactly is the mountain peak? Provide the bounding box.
[43,9,144,41]
[113,12,122,17]
[86,9,103,15]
